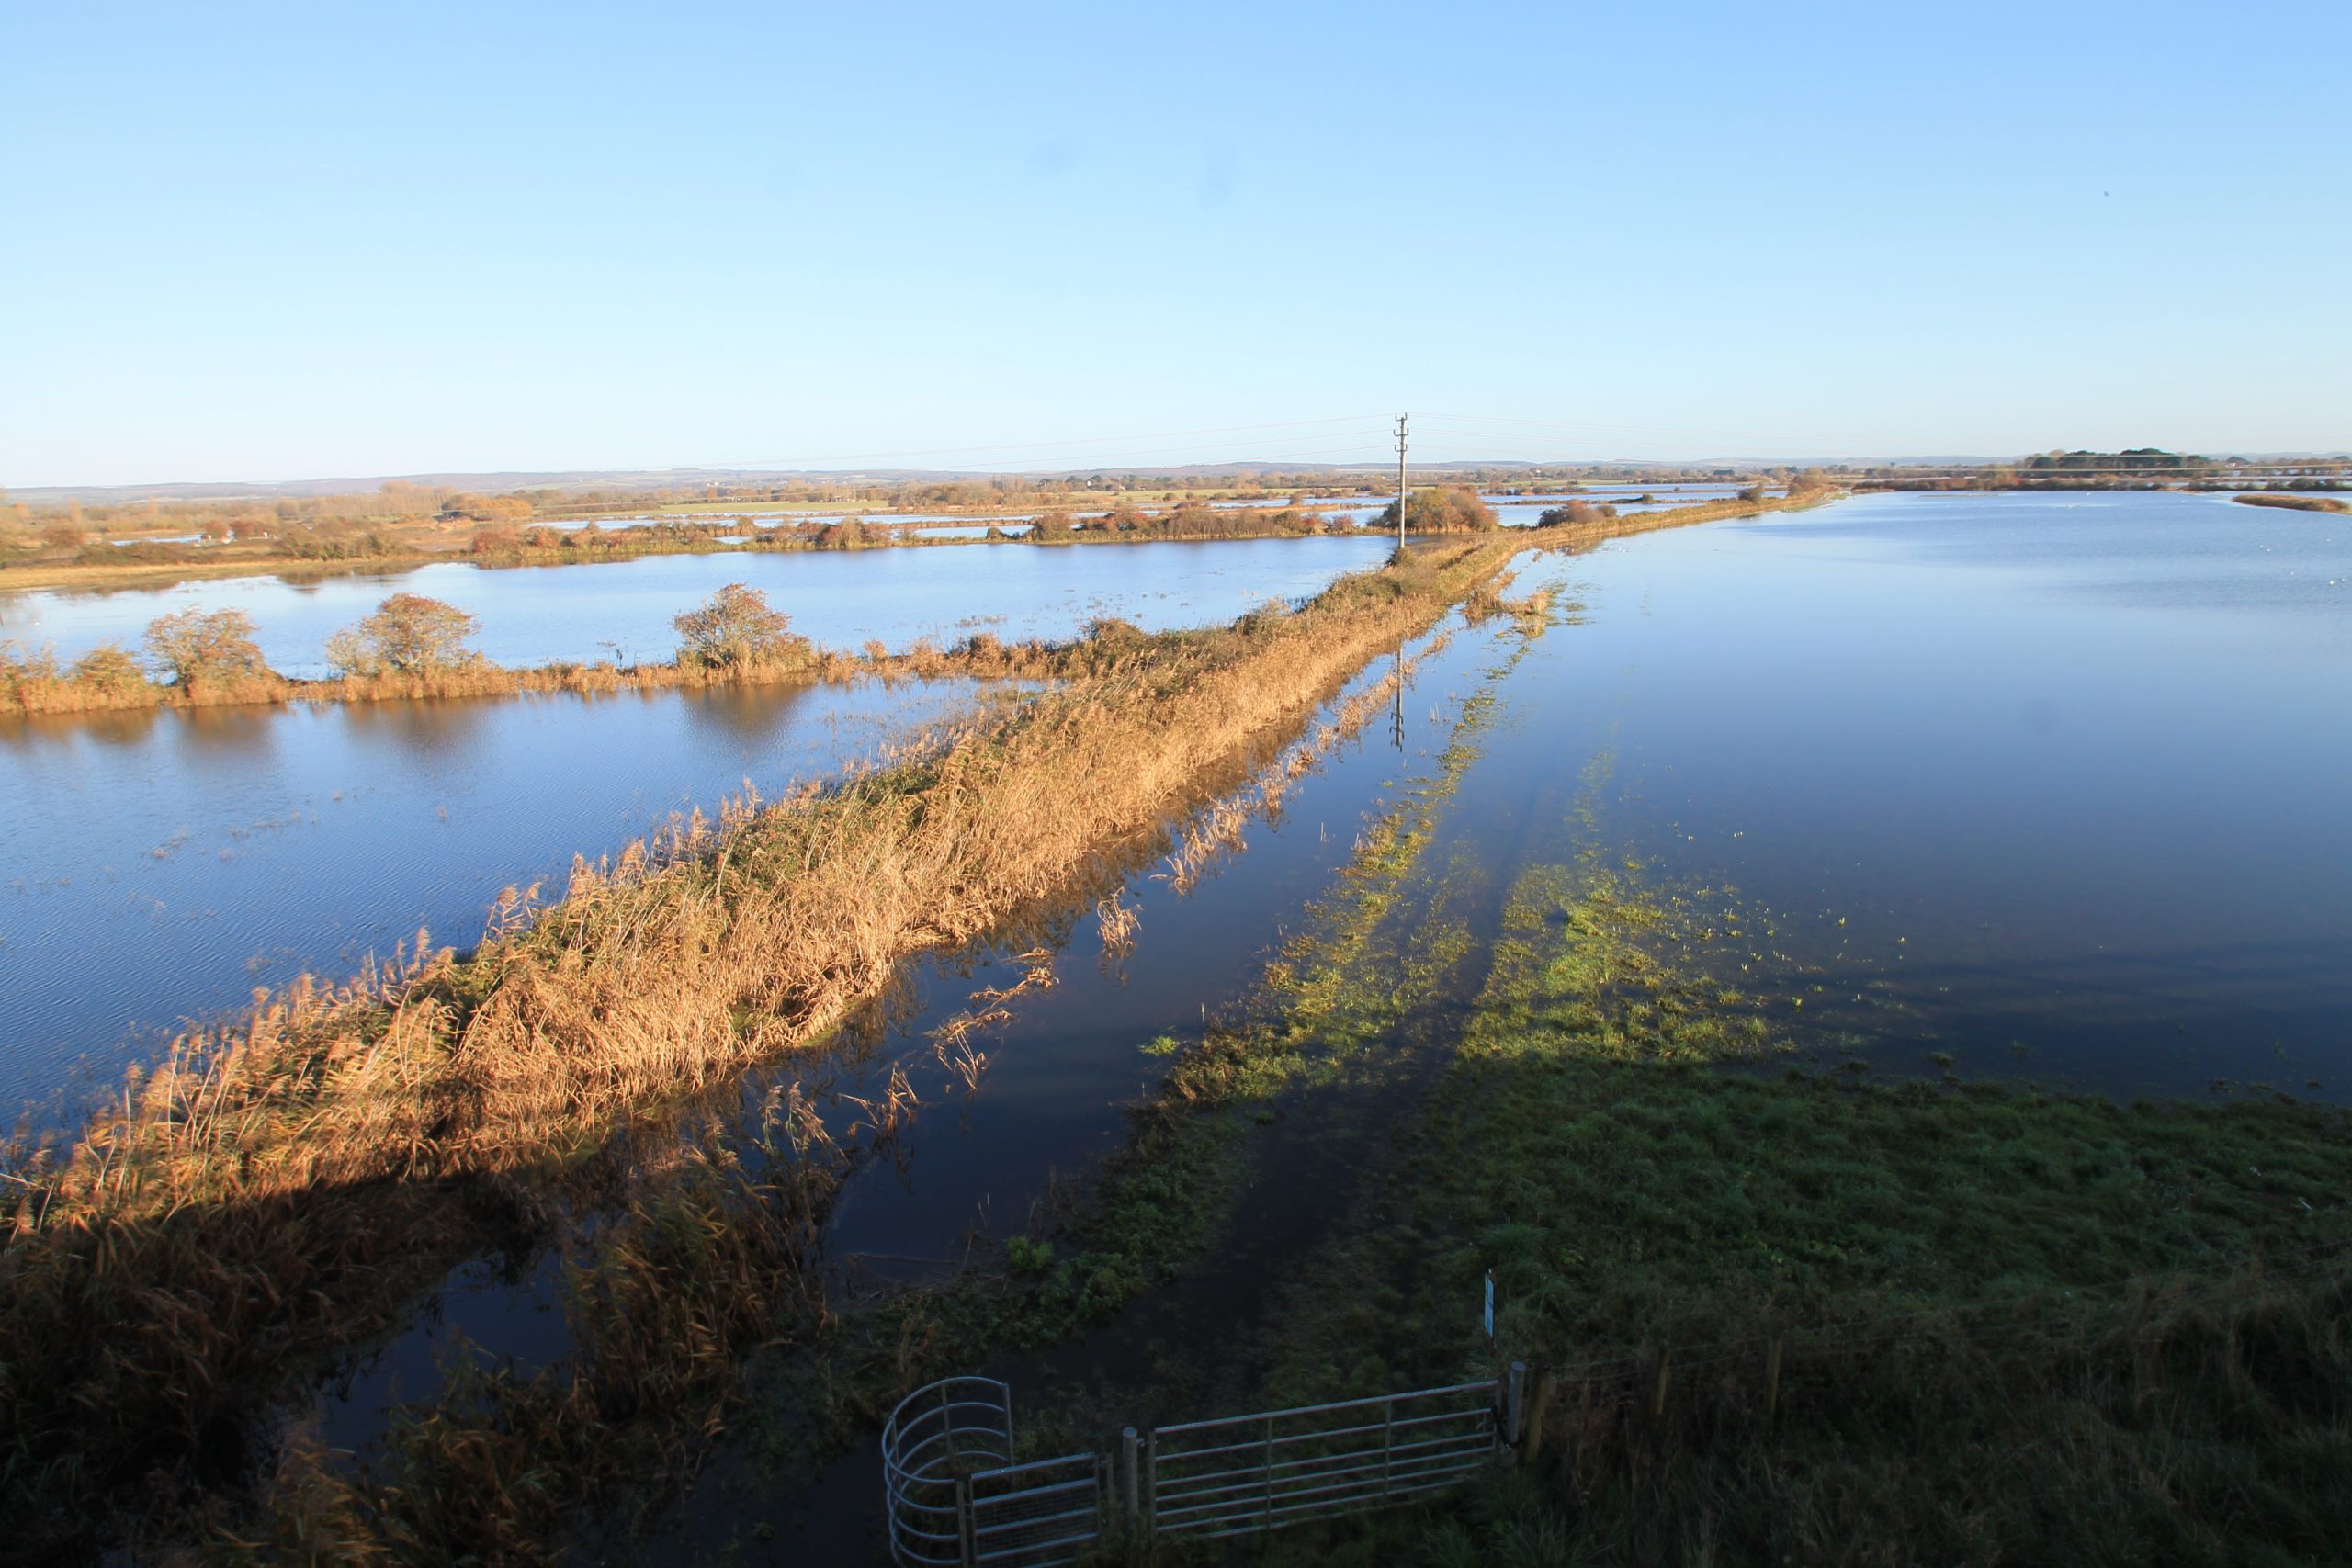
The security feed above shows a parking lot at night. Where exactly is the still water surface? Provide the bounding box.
[3,535,1396,678]
[806,486,2352,1277]
[783,489,2352,1337]
[301,490,2352,1489]
[0,680,986,1113]
[15,489,2346,1130]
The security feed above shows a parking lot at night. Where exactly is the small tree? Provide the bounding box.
[1376,488,1498,534]
[70,643,149,697]
[673,583,805,669]
[325,594,481,675]
[813,516,871,548]
[144,608,267,688]
[1535,502,1616,527]
[41,523,85,552]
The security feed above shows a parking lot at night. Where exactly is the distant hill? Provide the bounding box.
[11,452,2346,505]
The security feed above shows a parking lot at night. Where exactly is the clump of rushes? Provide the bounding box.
[235,1088,858,1563]
[2233,491,2350,513]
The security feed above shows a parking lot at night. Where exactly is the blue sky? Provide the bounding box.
[5,2,2346,486]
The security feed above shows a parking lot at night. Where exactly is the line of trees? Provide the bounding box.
[2,583,825,711]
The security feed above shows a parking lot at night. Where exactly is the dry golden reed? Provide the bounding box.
[0,490,1820,1555]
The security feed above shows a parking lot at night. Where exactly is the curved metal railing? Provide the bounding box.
[881,1376,1015,1567]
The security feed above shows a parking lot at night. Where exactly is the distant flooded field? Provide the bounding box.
[9,486,2343,1128]
[801,486,2352,1281]
[0,533,1396,677]
[0,677,988,1111]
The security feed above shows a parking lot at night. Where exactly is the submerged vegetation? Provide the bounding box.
[1232,852,2352,1564]
[0,490,1815,1559]
[4,583,1004,717]
[2234,491,2351,513]
[0,514,1583,1557]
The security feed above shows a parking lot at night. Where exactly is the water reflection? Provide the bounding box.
[6,535,1397,677]
[336,694,496,759]
[0,677,984,1113]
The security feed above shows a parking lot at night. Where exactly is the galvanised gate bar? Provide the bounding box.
[881,1367,1523,1567]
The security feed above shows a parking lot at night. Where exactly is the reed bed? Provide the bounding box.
[2232,491,2350,513]
[0,491,1817,1558]
[0,533,1531,1555]
[0,625,1069,719]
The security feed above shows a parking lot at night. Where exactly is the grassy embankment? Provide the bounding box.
[0,490,1820,1560]
[3,623,1080,718]
[0,526,1546,1558]
[2233,491,2351,514]
[1132,834,2352,1562]
[235,566,1552,1562]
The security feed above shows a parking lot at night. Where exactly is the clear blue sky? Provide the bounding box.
[5,2,2346,487]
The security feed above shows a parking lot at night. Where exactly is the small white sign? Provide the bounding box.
[1483,1270,1495,1340]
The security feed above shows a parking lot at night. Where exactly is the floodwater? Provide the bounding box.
[0,678,988,1114]
[0,534,1396,678]
[1566,489,2352,1091]
[810,487,2352,1280]
[293,488,2352,1548]
[751,485,2352,1279]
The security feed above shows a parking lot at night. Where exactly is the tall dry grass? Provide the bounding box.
[0,491,1825,1555]
[0,533,1532,1549]
[0,630,1077,719]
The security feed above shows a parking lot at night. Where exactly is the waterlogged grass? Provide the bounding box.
[718,632,1539,1481]
[0,536,1550,1559]
[0,492,1829,1560]
[1229,852,2352,1566]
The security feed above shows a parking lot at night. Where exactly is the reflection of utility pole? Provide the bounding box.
[1390,640,1406,753]
[1390,415,1410,750]
[1394,413,1409,554]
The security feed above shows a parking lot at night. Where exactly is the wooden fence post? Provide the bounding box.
[1523,1366,1556,1465]
[1764,1337,1784,1423]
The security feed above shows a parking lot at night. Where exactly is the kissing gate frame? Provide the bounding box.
[882,1366,1523,1567]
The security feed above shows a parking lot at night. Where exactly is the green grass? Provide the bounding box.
[1226,854,2352,1566]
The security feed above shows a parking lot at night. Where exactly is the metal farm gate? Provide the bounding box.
[882,1370,1516,1566]
[1135,1378,1499,1540]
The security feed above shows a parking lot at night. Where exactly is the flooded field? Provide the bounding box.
[0,678,989,1111]
[295,487,2352,1558]
[788,486,2352,1292]
[14,489,2349,1561]
[0,533,1396,677]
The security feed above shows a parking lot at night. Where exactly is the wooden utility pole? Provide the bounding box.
[1394,413,1409,551]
